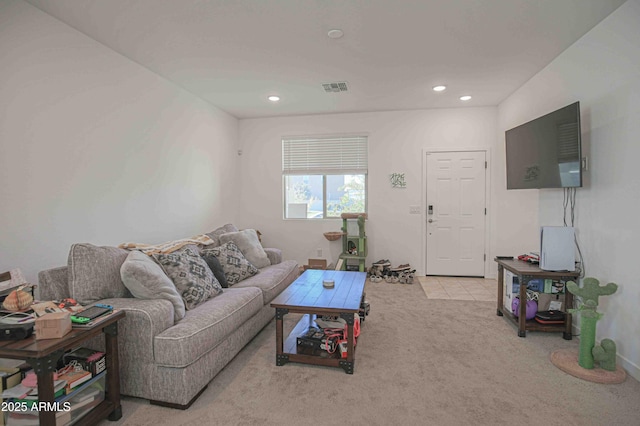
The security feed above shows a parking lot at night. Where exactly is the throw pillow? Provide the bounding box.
[201,241,259,286]
[68,243,132,305]
[153,246,223,310]
[205,223,239,247]
[200,252,229,288]
[219,229,271,269]
[120,251,186,321]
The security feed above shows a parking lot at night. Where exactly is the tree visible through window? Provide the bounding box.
[283,136,368,219]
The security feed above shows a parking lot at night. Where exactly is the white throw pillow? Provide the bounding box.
[120,250,186,321]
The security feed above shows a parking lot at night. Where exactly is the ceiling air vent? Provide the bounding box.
[322,82,349,93]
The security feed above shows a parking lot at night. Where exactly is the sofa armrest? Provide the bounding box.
[97,297,175,363]
[264,248,282,265]
[38,267,70,301]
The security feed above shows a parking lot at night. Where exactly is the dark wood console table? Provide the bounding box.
[495,258,579,339]
[0,310,125,425]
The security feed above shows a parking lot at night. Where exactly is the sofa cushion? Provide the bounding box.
[153,246,223,310]
[232,260,299,305]
[153,286,263,367]
[219,229,270,269]
[120,251,186,321]
[205,223,239,247]
[200,252,229,288]
[68,243,132,305]
[200,242,258,285]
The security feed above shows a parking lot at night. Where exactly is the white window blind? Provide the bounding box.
[282,136,368,175]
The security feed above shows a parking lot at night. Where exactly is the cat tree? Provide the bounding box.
[550,277,626,383]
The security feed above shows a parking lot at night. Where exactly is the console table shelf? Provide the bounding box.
[495,258,579,339]
[0,310,125,426]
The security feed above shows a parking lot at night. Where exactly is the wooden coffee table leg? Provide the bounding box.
[275,308,288,366]
[104,322,122,420]
[340,313,355,374]
[26,350,64,426]
[497,264,504,316]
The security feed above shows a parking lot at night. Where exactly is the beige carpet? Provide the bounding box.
[99,281,640,426]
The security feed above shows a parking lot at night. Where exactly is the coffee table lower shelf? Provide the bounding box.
[276,312,356,374]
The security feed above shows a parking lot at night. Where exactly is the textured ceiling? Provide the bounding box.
[25,0,627,118]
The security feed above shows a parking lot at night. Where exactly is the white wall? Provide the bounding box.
[0,0,239,285]
[498,0,640,380]
[238,107,505,275]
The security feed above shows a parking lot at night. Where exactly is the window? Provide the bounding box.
[283,135,368,219]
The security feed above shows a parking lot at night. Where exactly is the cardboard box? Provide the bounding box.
[0,367,21,392]
[35,311,72,340]
[503,270,520,313]
[304,259,327,270]
[538,293,566,311]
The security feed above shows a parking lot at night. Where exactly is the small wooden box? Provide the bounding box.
[35,311,72,340]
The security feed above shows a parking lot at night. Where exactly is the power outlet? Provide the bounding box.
[409,205,421,214]
[317,248,322,257]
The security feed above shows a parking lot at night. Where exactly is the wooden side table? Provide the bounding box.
[0,310,125,426]
[495,258,579,339]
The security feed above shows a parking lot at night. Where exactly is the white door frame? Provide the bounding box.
[421,147,492,277]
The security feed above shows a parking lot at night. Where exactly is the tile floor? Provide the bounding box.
[418,275,497,301]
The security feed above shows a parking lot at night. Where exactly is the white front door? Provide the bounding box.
[426,151,486,276]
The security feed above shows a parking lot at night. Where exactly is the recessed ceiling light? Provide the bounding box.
[327,29,344,39]
[432,85,446,92]
[268,95,280,102]
[460,95,472,101]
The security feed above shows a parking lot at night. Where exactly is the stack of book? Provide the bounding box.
[1,368,102,426]
[58,368,92,394]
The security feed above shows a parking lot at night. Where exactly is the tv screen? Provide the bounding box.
[505,102,582,189]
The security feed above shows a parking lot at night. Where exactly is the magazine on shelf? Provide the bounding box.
[1,380,66,400]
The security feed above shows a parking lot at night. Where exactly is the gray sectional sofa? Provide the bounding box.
[38,228,299,408]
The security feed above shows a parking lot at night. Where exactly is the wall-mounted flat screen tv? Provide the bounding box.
[505,101,582,189]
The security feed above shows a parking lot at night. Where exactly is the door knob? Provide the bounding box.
[428,219,435,223]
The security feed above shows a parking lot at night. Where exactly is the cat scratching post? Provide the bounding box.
[550,277,626,383]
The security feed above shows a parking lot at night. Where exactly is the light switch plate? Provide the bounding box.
[409,206,421,214]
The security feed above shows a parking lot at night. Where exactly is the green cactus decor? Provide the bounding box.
[567,277,618,370]
[593,339,617,371]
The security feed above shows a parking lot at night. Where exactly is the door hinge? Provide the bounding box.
[485,161,487,169]
[484,254,486,261]
[485,208,487,215]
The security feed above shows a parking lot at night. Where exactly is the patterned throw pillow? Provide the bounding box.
[219,229,270,269]
[200,252,229,288]
[201,241,259,285]
[153,246,223,310]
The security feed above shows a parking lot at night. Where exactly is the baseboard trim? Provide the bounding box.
[150,385,208,410]
[618,353,640,382]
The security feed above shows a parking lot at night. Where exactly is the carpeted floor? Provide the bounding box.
[99,280,640,426]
